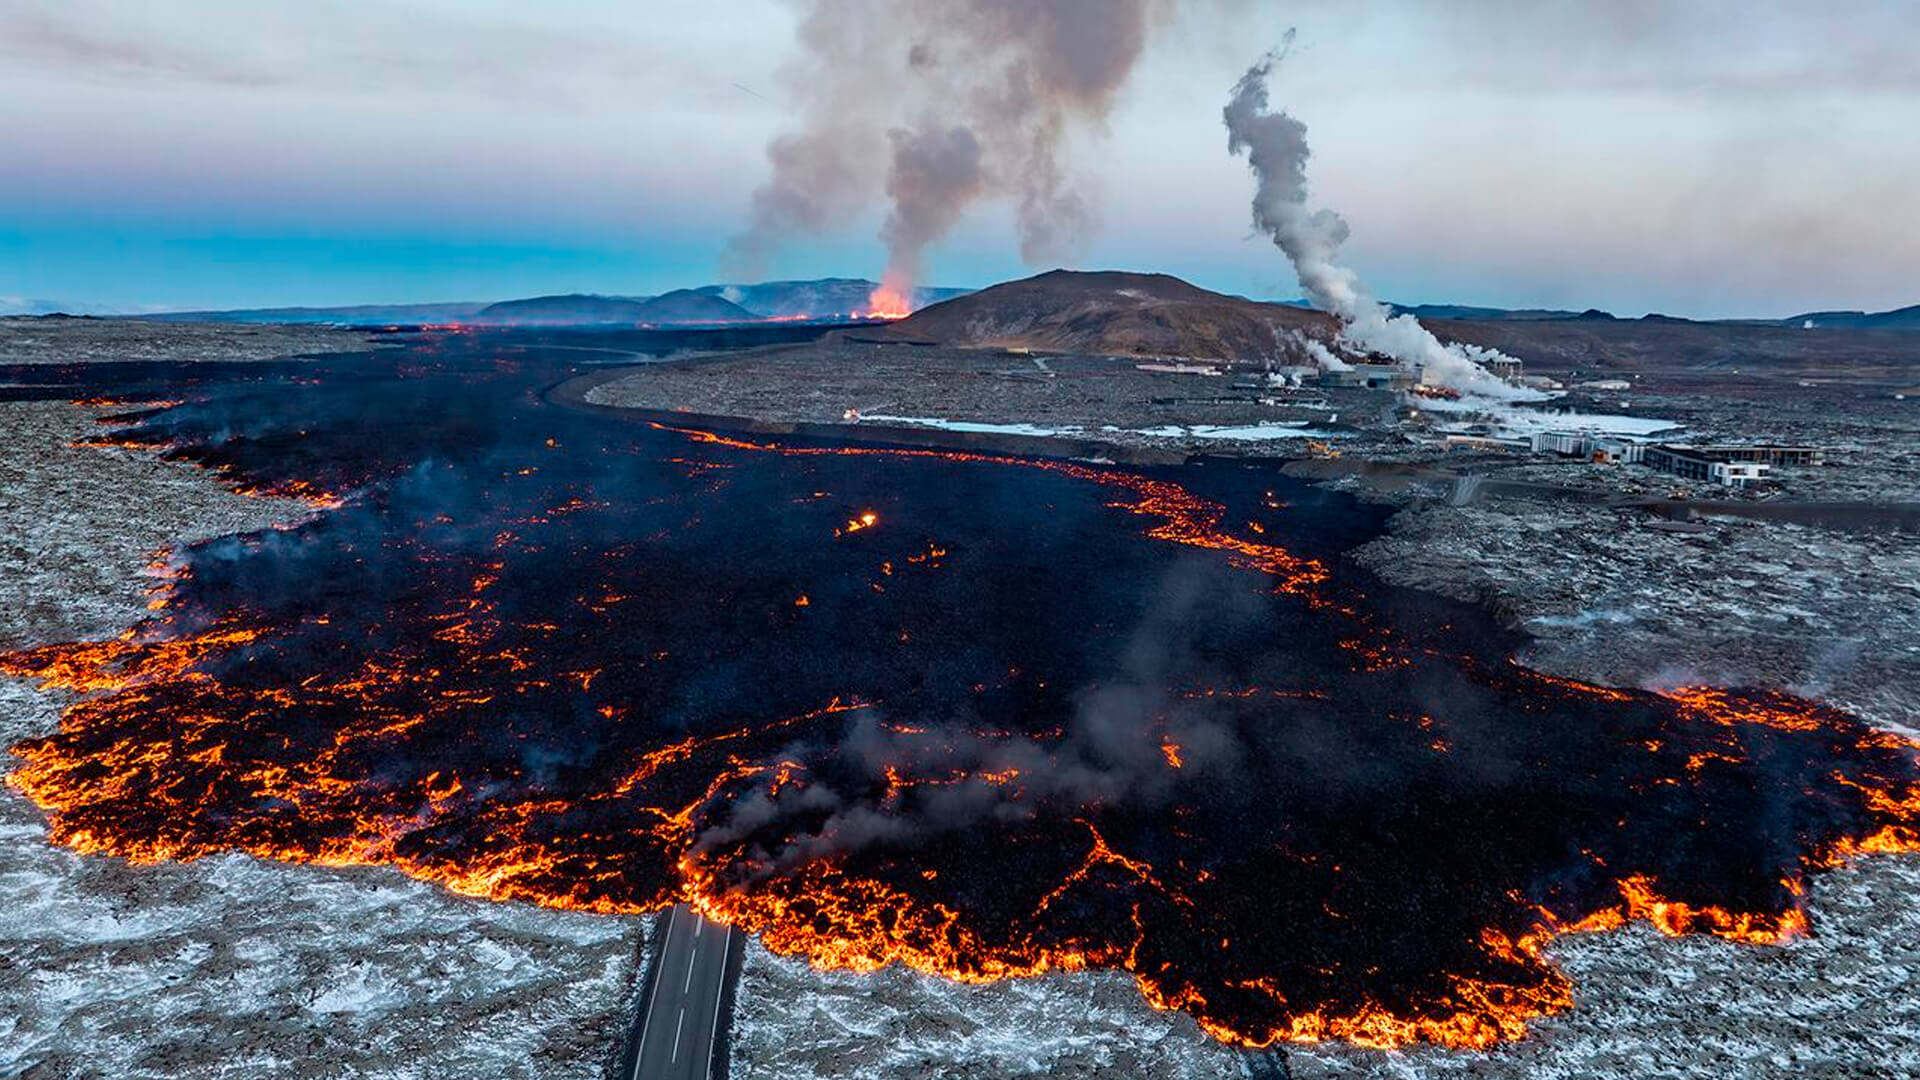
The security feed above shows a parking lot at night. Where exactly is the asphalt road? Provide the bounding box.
[629,905,736,1080]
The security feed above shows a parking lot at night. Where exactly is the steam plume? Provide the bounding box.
[726,0,1175,311]
[1224,39,1535,400]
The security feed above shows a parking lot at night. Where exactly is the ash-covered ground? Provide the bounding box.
[0,324,644,1079]
[583,339,1373,451]
[0,316,366,366]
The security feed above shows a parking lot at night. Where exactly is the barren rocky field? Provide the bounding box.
[584,340,1380,453]
[0,317,369,366]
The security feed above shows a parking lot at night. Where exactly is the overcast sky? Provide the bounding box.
[4,0,1917,317]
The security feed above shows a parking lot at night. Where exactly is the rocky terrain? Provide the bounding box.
[0,362,645,1079]
[582,339,1375,455]
[0,317,368,366]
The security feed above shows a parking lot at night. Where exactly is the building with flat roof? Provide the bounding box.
[1642,444,1807,486]
[1317,364,1415,391]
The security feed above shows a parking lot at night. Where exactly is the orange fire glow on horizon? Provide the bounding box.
[859,281,914,321]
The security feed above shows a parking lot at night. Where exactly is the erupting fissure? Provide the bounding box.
[4,340,1917,1051]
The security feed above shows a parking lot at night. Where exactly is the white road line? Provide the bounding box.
[684,938,699,993]
[631,906,677,1080]
[698,925,732,1080]
[671,1007,686,1063]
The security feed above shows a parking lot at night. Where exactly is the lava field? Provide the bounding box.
[4,329,1917,1050]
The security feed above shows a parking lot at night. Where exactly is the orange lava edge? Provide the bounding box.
[3,422,1917,1051]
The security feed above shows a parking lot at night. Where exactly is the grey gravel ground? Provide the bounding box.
[0,317,369,366]
[0,395,644,1080]
[583,340,1381,453]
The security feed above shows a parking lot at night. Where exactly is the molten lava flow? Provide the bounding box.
[6,348,1920,1054]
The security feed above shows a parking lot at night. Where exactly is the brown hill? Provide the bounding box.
[882,269,1338,362]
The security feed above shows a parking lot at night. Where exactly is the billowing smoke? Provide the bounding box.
[1224,40,1536,400]
[726,0,1176,312]
[690,559,1242,885]
[1279,326,1351,372]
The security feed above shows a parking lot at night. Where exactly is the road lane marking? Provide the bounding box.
[632,906,677,1080]
[685,939,699,993]
[672,1007,686,1063]
[698,925,732,1080]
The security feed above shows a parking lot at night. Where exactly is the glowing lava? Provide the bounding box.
[4,337,1917,1052]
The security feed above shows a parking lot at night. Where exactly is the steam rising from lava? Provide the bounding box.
[692,558,1231,881]
[1224,39,1534,399]
[726,0,1176,313]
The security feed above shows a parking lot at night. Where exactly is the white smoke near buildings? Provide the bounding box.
[725,0,1178,313]
[1224,40,1538,400]
[1283,327,1351,372]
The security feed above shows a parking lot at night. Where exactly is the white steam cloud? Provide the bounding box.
[1223,38,1537,400]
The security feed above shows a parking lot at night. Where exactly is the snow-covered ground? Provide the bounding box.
[1109,422,1329,441]
[1422,398,1683,440]
[0,399,644,1079]
[726,855,1920,1080]
[860,414,1088,438]
[729,944,1238,1079]
[858,414,1333,442]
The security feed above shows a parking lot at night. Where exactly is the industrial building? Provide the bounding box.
[1317,364,1415,390]
[1483,355,1524,383]
[1642,444,1825,486]
[1529,431,1646,463]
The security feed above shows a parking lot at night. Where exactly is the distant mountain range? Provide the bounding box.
[100,279,975,327]
[1783,305,1920,331]
[471,289,753,326]
[134,302,492,325]
[1,297,128,318]
[9,281,1917,332]
[692,278,972,319]
[1391,303,1592,322]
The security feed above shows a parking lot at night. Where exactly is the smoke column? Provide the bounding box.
[1223,40,1535,400]
[726,0,1175,314]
